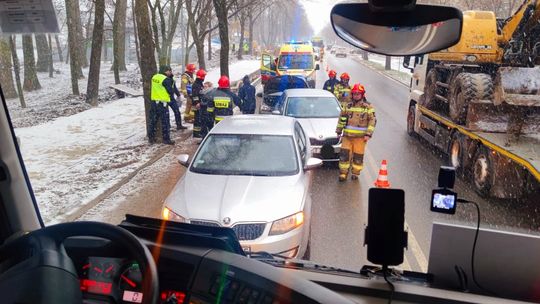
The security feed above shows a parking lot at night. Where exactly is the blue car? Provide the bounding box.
[257,75,310,113]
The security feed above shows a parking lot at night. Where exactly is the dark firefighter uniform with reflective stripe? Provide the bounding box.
[335,83,352,109]
[336,98,376,177]
[206,88,240,126]
[323,78,339,95]
[191,78,205,138]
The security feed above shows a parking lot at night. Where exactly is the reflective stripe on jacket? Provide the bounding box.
[336,98,376,137]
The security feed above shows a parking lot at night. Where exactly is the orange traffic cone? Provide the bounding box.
[374,160,391,188]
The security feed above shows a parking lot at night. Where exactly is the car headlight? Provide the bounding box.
[269,212,304,235]
[162,207,186,223]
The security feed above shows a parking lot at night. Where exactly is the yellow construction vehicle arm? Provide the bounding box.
[499,0,540,44]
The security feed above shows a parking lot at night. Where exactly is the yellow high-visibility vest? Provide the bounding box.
[151,74,170,102]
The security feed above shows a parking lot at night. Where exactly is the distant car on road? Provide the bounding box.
[335,48,348,58]
[257,75,309,113]
[162,115,323,259]
[274,89,342,161]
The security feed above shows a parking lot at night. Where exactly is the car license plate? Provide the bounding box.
[312,148,321,154]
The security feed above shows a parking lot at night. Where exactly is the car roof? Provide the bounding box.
[283,88,337,98]
[209,115,296,136]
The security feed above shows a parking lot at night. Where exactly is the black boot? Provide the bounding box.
[163,140,175,145]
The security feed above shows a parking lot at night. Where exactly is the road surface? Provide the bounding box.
[82,54,540,274]
[307,54,540,273]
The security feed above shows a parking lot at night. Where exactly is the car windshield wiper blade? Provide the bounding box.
[249,251,359,275]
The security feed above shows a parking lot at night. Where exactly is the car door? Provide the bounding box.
[260,53,277,85]
[294,122,308,167]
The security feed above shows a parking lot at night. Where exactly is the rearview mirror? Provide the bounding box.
[304,158,323,171]
[177,154,190,167]
[331,3,462,56]
[256,92,263,98]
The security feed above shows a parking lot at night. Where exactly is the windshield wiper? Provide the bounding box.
[249,251,359,275]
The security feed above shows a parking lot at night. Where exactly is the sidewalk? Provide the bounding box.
[15,60,261,224]
[351,54,411,86]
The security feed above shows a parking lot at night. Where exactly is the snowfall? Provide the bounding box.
[9,59,260,224]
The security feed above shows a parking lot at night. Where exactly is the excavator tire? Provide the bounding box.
[422,69,440,109]
[449,73,494,124]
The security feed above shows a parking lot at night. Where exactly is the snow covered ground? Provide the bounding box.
[367,54,412,75]
[6,62,141,128]
[12,59,261,224]
[205,59,260,85]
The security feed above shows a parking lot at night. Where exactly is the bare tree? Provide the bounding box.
[66,0,81,95]
[35,34,51,72]
[186,0,213,69]
[22,35,41,91]
[112,0,128,85]
[77,0,89,68]
[0,37,17,99]
[86,0,106,106]
[9,37,25,108]
[48,35,54,78]
[213,0,230,76]
[54,35,64,62]
[135,0,158,138]
[148,0,183,66]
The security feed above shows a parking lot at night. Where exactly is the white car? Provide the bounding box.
[162,115,322,258]
[275,89,342,161]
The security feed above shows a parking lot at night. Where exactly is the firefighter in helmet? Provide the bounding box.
[335,72,351,109]
[181,63,196,122]
[205,76,241,129]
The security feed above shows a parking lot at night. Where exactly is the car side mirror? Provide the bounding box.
[256,92,263,98]
[177,154,190,167]
[304,158,323,171]
[315,64,320,70]
[271,110,281,115]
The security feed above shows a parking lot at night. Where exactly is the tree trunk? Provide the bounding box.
[86,0,105,106]
[194,38,206,69]
[35,34,50,72]
[362,50,368,60]
[9,36,25,108]
[131,0,140,67]
[22,35,41,91]
[76,0,89,68]
[135,0,157,139]
[54,35,64,62]
[248,12,254,56]
[112,0,127,73]
[48,35,54,78]
[385,56,391,70]
[213,0,229,77]
[184,15,191,68]
[0,37,17,99]
[66,0,80,94]
[207,18,212,61]
[237,15,245,60]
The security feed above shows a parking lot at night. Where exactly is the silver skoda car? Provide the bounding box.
[162,115,322,258]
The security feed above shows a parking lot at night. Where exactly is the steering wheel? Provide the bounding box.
[0,221,159,304]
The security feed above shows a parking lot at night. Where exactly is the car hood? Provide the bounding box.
[164,172,306,226]
[296,118,339,141]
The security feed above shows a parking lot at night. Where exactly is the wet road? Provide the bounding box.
[306,54,540,273]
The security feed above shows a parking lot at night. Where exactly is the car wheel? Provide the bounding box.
[302,230,311,260]
[448,132,466,176]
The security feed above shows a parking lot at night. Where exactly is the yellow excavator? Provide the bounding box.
[416,0,540,137]
[404,0,540,198]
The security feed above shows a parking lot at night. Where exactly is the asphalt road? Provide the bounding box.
[306,54,540,273]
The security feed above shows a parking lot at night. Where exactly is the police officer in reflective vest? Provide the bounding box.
[149,65,176,145]
[191,69,207,138]
[335,72,351,109]
[335,84,376,181]
[206,76,241,128]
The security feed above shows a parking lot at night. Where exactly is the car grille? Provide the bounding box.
[190,220,265,241]
[310,137,340,146]
[232,223,266,241]
[190,220,220,227]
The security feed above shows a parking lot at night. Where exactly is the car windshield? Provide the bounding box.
[191,134,298,176]
[1,0,538,298]
[285,97,341,118]
[278,54,313,70]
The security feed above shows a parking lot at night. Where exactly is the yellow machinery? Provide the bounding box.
[419,0,540,136]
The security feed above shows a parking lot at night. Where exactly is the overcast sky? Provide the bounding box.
[300,0,335,34]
